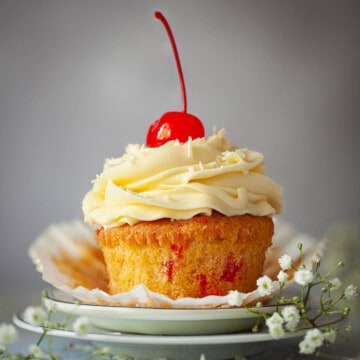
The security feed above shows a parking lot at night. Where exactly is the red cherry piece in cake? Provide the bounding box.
[220,256,244,283]
[196,273,208,298]
[164,258,175,283]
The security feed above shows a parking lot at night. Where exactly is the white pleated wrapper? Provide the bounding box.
[29,219,326,308]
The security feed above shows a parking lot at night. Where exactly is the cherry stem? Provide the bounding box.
[155,11,187,113]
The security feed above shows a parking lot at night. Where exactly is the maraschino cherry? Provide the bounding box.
[146,11,205,147]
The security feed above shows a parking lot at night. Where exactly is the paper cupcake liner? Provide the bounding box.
[29,219,326,308]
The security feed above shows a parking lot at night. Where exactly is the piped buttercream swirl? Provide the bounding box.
[82,129,282,227]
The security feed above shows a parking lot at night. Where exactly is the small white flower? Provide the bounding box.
[294,268,314,287]
[266,313,285,338]
[268,323,285,339]
[277,270,288,284]
[227,291,245,306]
[72,316,91,336]
[0,323,18,345]
[299,339,316,354]
[29,344,43,357]
[278,254,292,270]
[328,277,342,291]
[304,328,324,348]
[324,329,337,344]
[256,275,276,296]
[266,312,284,327]
[23,306,47,326]
[281,305,300,332]
[344,284,358,300]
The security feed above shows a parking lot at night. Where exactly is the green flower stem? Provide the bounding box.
[36,328,48,347]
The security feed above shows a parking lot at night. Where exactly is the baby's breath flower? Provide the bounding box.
[278,254,292,270]
[266,312,284,326]
[29,344,43,357]
[72,316,92,336]
[344,284,358,300]
[268,323,285,339]
[281,305,300,332]
[277,270,288,284]
[299,328,326,355]
[299,339,316,354]
[266,313,286,338]
[0,323,18,345]
[304,328,325,348]
[256,275,276,296]
[324,329,337,344]
[227,291,245,307]
[328,277,342,291]
[294,268,314,287]
[23,306,47,326]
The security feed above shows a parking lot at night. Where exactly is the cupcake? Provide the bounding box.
[82,11,282,300]
[82,130,282,299]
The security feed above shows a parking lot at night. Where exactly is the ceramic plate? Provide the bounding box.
[13,309,304,360]
[44,289,279,335]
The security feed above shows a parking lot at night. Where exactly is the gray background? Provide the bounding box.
[1,0,359,315]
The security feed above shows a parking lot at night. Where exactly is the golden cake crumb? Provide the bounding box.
[96,212,274,299]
